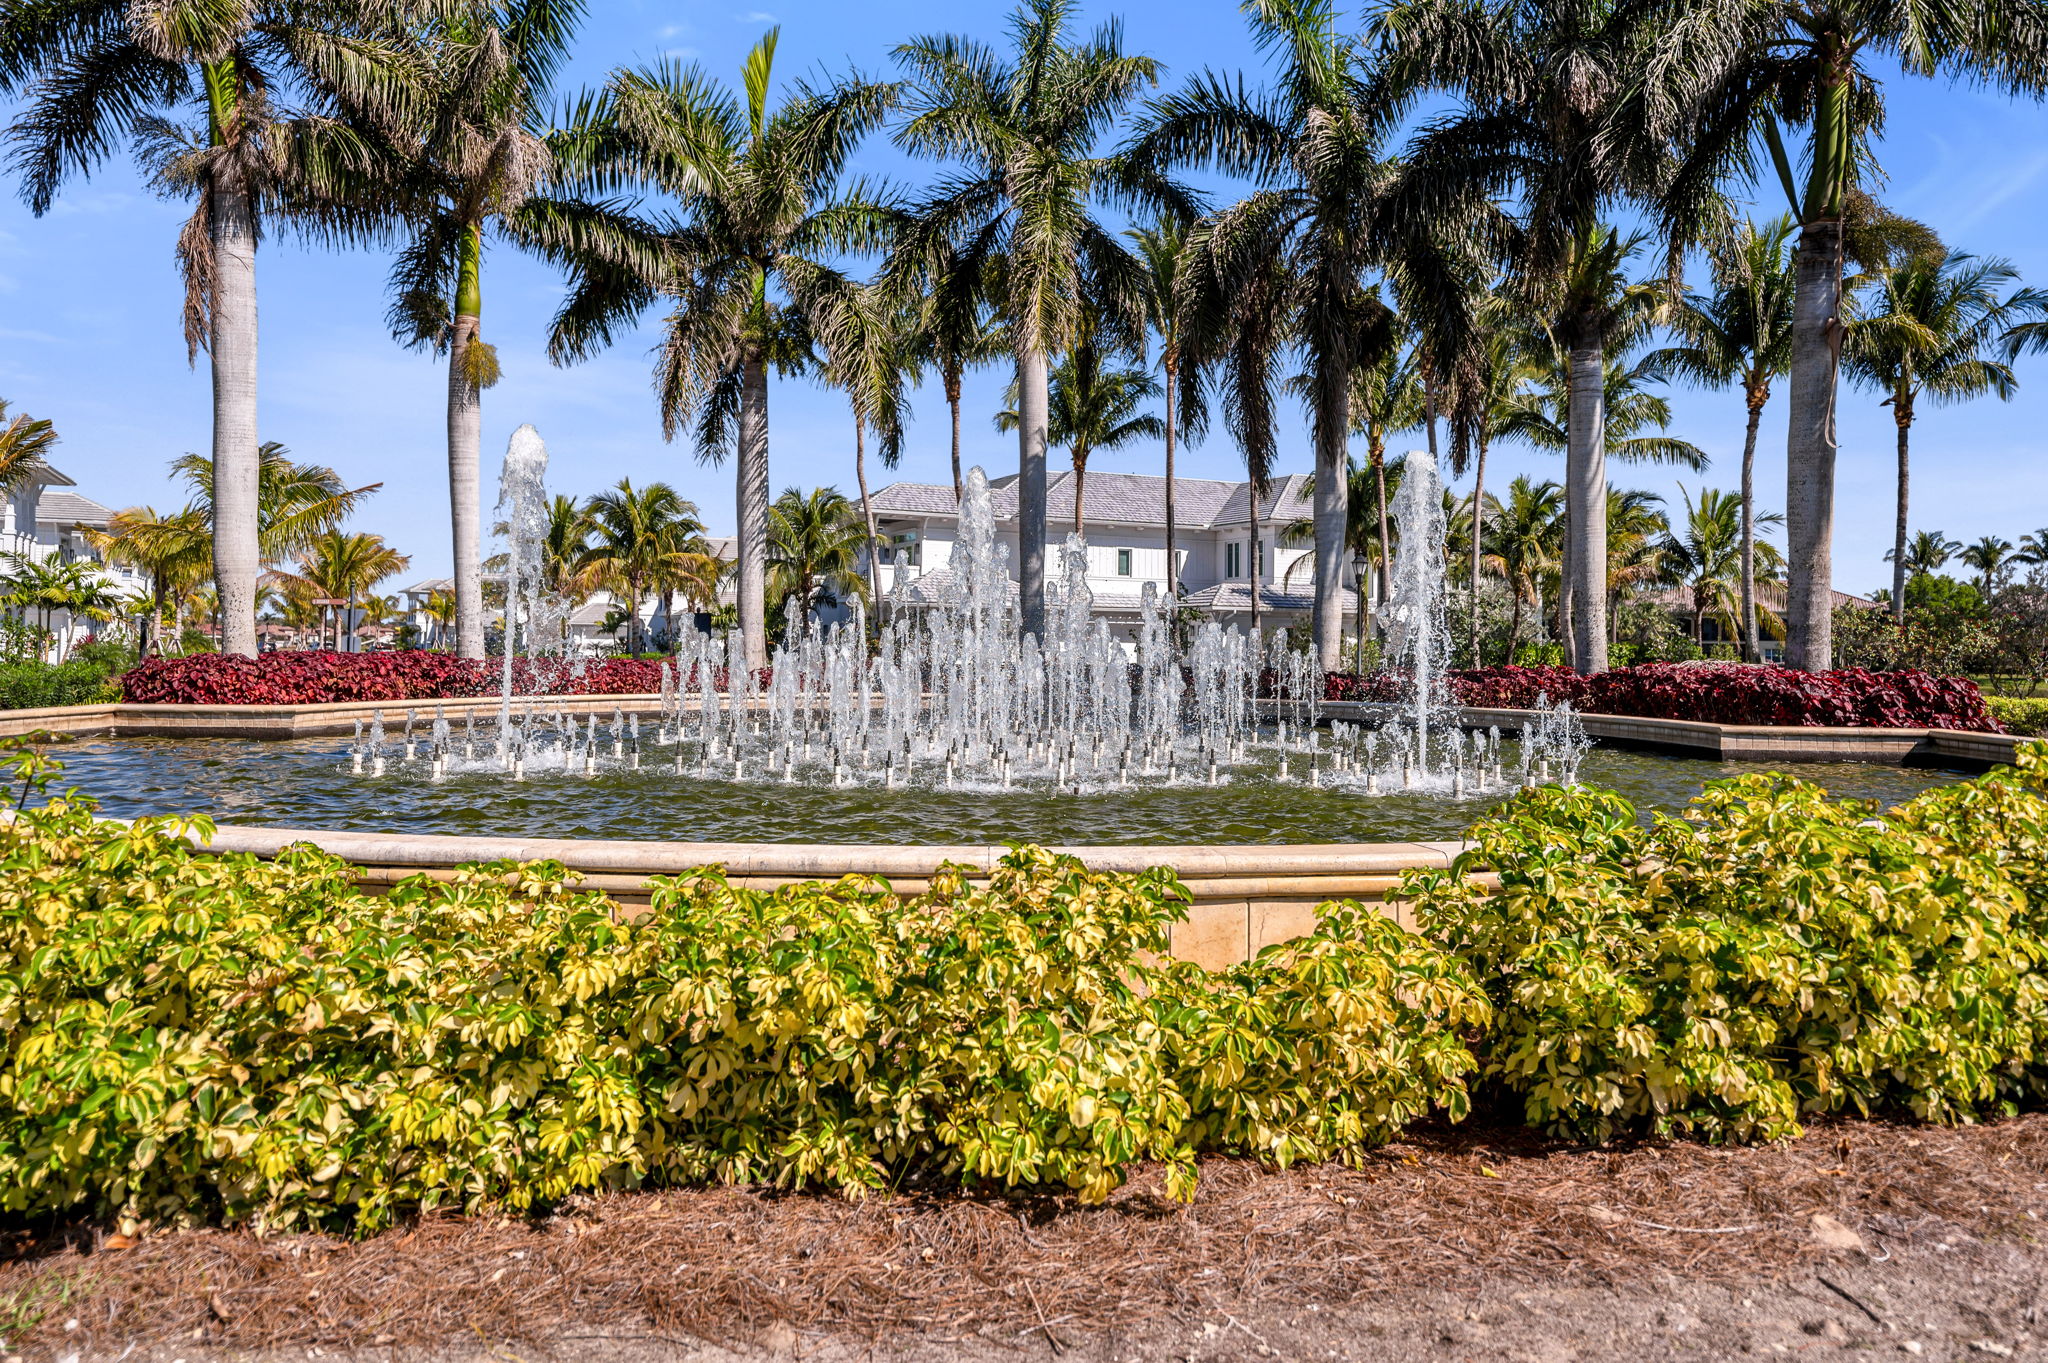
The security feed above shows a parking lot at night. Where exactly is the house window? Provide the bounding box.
[1116,548,1132,577]
[1226,542,1241,578]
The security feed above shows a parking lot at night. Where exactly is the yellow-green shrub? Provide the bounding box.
[1409,743,2048,1142]
[0,787,1483,1231]
[1989,695,2048,736]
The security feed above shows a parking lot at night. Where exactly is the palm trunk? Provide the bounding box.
[1164,350,1179,606]
[1016,346,1050,642]
[1372,442,1392,614]
[210,170,261,659]
[946,367,964,504]
[855,417,882,628]
[1353,554,1368,672]
[1506,593,1524,668]
[659,587,675,652]
[1249,529,1262,641]
[447,224,486,661]
[1565,326,1609,674]
[1890,396,1913,626]
[1467,435,1488,667]
[1786,217,1845,671]
[736,351,771,671]
[1310,369,1349,673]
[1740,389,1765,660]
[1072,447,1089,534]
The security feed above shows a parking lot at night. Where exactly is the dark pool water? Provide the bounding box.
[36,736,1973,845]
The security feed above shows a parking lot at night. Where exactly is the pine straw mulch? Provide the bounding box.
[4,1113,2046,1355]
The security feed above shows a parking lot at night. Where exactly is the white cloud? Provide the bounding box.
[741,10,776,21]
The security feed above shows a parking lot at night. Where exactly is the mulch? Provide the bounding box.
[3,1113,2044,1355]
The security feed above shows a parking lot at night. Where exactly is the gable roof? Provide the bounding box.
[865,469,1315,528]
[34,490,112,527]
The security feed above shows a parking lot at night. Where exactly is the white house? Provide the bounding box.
[858,469,1365,639]
[1,462,147,658]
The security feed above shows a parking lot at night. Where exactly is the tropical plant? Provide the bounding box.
[1494,344,1710,470]
[1479,476,1565,666]
[766,486,868,626]
[0,399,59,496]
[0,556,117,661]
[891,0,1172,643]
[2016,527,2048,567]
[1280,458,1402,669]
[1127,217,1202,603]
[902,238,1004,503]
[813,281,915,615]
[1660,487,1787,646]
[997,346,1164,534]
[0,1,412,658]
[1960,535,2016,596]
[380,0,610,660]
[1653,216,1799,658]
[1133,0,1411,672]
[573,481,703,656]
[1653,0,2048,670]
[421,588,457,650]
[1845,250,2030,622]
[1603,489,1673,648]
[273,531,410,653]
[82,507,211,659]
[170,443,379,568]
[1348,341,1429,617]
[546,28,895,673]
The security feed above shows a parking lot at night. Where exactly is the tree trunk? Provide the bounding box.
[946,367,964,504]
[1785,218,1844,671]
[1016,346,1049,642]
[736,352,771,671]
[856,417,882,627]
[1891,395,1913,626]
[1310,369,1349,673]
[1072,447,1089,533]
[1565,326,1609,674]
[1249,530,1262,642]
[1371,440,1392,612]
[1353,554,1368,671]
[1740,388,1765,660]
[447,225,486,661]
[210,172,261,659]
[1164,350,1179,606]
[1468,435,1488,667]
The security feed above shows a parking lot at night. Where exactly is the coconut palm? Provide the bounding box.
[1494,349,1711,472]
[276,530,409,653]
[1959,535,2015,596]
[1130,0,1415,672]
[574,480,702,655]
[997,348,1165,534]
[170,442,379,568]
[1660,487,1786,647]
[1604,489,1674,647]
[546,30,895,672]
[767,486,868,626]
[1127,216,1205,605]
[1650,0,2048,670]
[422,588,457,649]
[891,0,1174,643]
[1,3,412,657]
[2015,528,2048,568]
[82,506,212,658]
[813,280,915,617]
[1845,250,2030,623]
[1892,529,1963,581]
[1480,476,1565,666]
[1348,343,1429,615]
[0,398,59,495]
[1652,216,1799,658]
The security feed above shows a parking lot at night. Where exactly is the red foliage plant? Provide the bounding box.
[118,652,766,706]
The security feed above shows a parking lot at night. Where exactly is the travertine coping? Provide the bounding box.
[189,821,1475,970]
[0,694,2025,768]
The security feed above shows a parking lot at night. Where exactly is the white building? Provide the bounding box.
[1,462,147,659]
[859,469,1364,638]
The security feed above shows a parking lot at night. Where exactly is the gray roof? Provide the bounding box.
[1180,581,1356,614]
[35,490,112,527]
[866,470,1312,528]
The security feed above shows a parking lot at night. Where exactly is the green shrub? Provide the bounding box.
[0,660,120,709]
[0,790,1481,1232]
[1408,743,2048,1142]
[1989,695,2048,736]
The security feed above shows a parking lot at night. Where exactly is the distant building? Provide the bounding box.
[1,463,147,658]
[858,470,1365,639]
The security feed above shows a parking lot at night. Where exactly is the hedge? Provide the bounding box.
[2,742,2045,1231]
[1320,662,2002,731]
[0,660,121,710]
[115,652,715,705]
[1990,696,2048,737]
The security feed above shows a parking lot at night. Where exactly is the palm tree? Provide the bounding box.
[1480,476,1565,666]
[1348,343,1428,619]
[1280,457,1402,668]
[903,239,1003,504]
[171,442,379,569]
[1959,536,2015,597]
[997,351,1165,534]
[1495,347,1711,471]
[574,480,702,655]
[2015,528,2048,568]
[1128,217,1202,606]
[813,280,915,617]
[1893,529,1963,581]
[82,506,212,658]
[891,0,1172,643]
[422,588,457,649]
[1653,216,1799,658]
[1,3,411,657]
[767,486,868,626]
[1661,487,1786,647]
[546,30,895,672]
[276,530,409,653]
[1845,250,2029,623]
[1604,489,1674,648]
[1132,0,1414,672]
[1653,0,2048,670]
[0,398,59,495]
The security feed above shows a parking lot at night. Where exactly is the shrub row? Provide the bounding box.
[1989,696,2048,736]
[1322,662,2002,731]
[114,652,746,705]
[2,744,2044,1230]
[0,659,120,710]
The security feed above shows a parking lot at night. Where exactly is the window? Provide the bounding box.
[1226,542,1241,578]
[1116,548,1132,576]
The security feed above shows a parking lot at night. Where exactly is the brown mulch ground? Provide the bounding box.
[2,1114,2044,1357]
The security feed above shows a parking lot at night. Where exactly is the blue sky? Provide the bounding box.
[3,0,2047,594]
